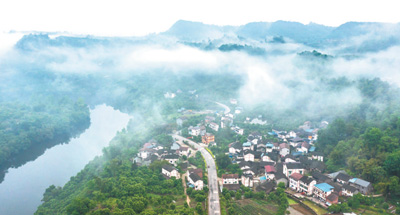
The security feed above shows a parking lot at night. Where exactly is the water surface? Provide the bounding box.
[0,104,131,215]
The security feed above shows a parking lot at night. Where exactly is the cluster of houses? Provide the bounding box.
[224,122,373,206]
[132,138,207,191]
[134,139,191,167]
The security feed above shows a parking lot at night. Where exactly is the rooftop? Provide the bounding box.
[314,183,334,193]
[264,165,276,173]
[222,174,239,179]
[290,173,303,180]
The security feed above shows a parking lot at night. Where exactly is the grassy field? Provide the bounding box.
[232,199,279,215]
[288,197,298,205]
[302,200,328,215]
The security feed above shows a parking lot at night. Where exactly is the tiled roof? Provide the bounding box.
[222,174,239,179]
[314,183,334,193]
[264,165,276,173]
[290,173,303,180]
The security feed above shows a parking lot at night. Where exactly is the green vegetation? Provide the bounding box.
[35,125,197,215]
[302,200,328,215]
[0,97,90,180]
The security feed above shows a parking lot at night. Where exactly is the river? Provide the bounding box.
[0,104,131,215]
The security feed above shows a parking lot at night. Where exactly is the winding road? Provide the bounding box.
[215,102,230,114]
[172,134,220,215]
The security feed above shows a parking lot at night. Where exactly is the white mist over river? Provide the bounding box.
[0,104,131,215]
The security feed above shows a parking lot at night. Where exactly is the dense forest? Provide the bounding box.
[316,78,400,201]
[0,97,90,182]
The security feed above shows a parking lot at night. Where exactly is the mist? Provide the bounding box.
[1,21,400,124]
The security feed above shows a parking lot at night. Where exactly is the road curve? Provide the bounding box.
[215,102,230,115]
[171,134,220,215]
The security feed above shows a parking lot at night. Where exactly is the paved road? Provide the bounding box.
[172,134,220,215]
[215,102,230,114]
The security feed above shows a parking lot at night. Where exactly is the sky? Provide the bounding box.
[0,0,399,36]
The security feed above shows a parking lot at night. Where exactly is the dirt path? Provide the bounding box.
[182,172,191,207]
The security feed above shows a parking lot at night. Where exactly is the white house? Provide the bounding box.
[264,165,276,180]
[229,142,242,154]
[289,173,303,191]
[162,165,180,179]
[163,154,179,166]
[299,176,316,195]
[222,174,239,184]
[283,162,305,177]
[188,173,203,190]
[188,126,201,136]
[209,122,219,131]
[179,147,190,157]
[241,174,254,187]
[313,183,334,201]
[244,151,255,162]
[280,145,290,157]
[342,184,359,197]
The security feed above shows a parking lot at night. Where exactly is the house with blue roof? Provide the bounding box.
[265,143,274,152]
[349,178,372,194]
[313,183,334,200]
[243,142,252,150]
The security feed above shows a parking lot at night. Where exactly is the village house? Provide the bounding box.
[264,165,276,180]
[244,150,255,162]
[310,151,324,162]
[279,143,290,157]
[261,153,276,163]
[289,173,303,191]
[335,173,351,184]
[222,174,240,191]
[188,126,201,136]
[163,154,179,166]
[202,133,215,145]
[229,142,242,154]
[289,137,304,147]
[222,174,239,184]
[283,162,305,177]
[297,142,311,153]
[171,142,181,150]
[242,142,252,151]
[162,165,180,179]
[231,126,244,135]
[348,178,373,195]
[138,148,154,159]
[235,107,243,114]
[299,176,316,195]
[241,173,254,187]
[199,125,207,136]
[188,168,203,178]
[179,147,190,157]
[284,154,297,163]
[342,184,359,197]
[221,116,233,128]
[313,183,334,201]
[188,173,203,190]
[326,193,339,205]
[209,122,219,131]
[265,143,274,153]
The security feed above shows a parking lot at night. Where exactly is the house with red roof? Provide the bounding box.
[289,173,303,191]
[264,165,276,180]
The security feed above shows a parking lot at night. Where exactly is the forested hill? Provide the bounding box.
[0,97,90,182]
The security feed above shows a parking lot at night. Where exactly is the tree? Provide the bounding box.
[384,150,400,177]
[235,191,242,200]
[216,154,231,169]
[195,203,203,215]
